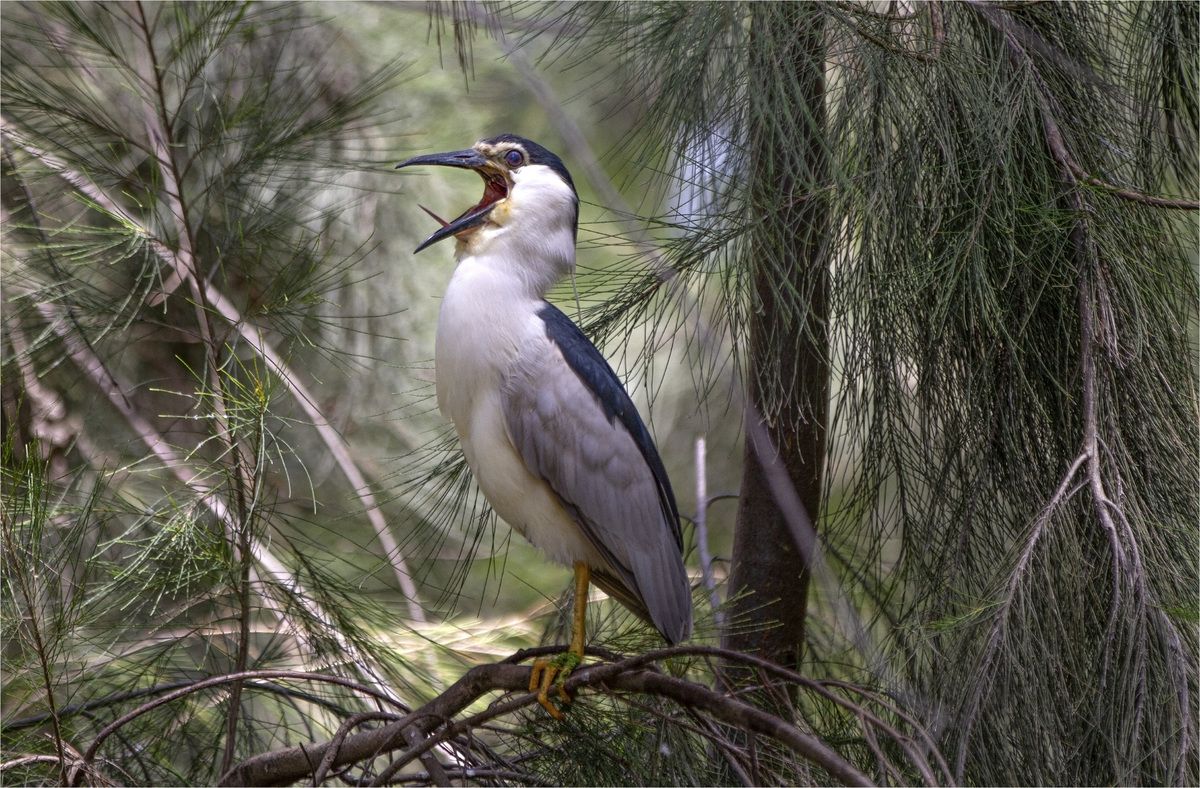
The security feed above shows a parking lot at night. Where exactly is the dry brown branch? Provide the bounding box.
[226,662,871,787]
[220,643,952,786]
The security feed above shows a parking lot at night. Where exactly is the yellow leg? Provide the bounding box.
[529,562,589,719]
[569,561,589,655]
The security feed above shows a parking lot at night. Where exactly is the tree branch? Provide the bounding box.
[958,6,1196,780]
[693,435,725,622]
[71,669,415,784]
[0,121,427,624]
[0,755,72,774]
[220,643,956,786]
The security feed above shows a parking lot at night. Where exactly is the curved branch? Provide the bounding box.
[311,711,401,786]
[222,654,878,787]
[0,755,70,773]
[74,669,412,782]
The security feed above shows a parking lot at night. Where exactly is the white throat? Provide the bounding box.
[453,163,577,298]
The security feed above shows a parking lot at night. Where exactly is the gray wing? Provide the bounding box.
[500,306,692,644]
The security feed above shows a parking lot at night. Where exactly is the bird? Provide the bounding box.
[396,134,692,717]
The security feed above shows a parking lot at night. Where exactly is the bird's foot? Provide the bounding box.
[528,651,582,720]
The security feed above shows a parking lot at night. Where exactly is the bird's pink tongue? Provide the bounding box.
[419,204,449,228]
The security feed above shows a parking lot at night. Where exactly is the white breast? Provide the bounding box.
[435,259,529,426]
[435,255,605,568]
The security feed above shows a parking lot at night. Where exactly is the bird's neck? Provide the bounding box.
[452,218,575,300]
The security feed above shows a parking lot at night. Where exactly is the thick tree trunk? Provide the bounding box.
[723,2,829,706]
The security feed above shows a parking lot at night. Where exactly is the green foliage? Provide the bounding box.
[0,2,437,782]
[502,1,1199,785]
[2,1,1196,785]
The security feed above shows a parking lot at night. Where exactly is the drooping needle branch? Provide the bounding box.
[960,6,1196,782]
[0,121,426,624]
[29,295,404,707]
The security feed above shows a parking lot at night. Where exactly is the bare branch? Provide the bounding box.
[0,755,73,773]
[222,650,881,787]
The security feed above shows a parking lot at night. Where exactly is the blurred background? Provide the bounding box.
[1,3,747,779]
[3,2,1196,785]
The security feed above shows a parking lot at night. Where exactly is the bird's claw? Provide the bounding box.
[529,651,582,720]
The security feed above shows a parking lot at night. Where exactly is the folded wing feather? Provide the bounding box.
[499,304,692,644]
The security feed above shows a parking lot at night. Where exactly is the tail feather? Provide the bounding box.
[592,548,692,645]
[630,542,693,644]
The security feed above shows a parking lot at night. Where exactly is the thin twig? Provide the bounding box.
[0,517,71,785]
[402,724,451,787]
[693,436,724,624]
[501,644,624,664]
[742,407,893,685]
[311,711,400,786]
[74,669,412,782]
[1067,160,1199,209]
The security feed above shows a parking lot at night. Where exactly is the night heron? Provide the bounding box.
[396,134,692,717]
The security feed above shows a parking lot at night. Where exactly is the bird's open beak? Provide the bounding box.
[395,149,509,253]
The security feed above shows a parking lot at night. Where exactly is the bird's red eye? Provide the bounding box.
[504,149,524,167]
